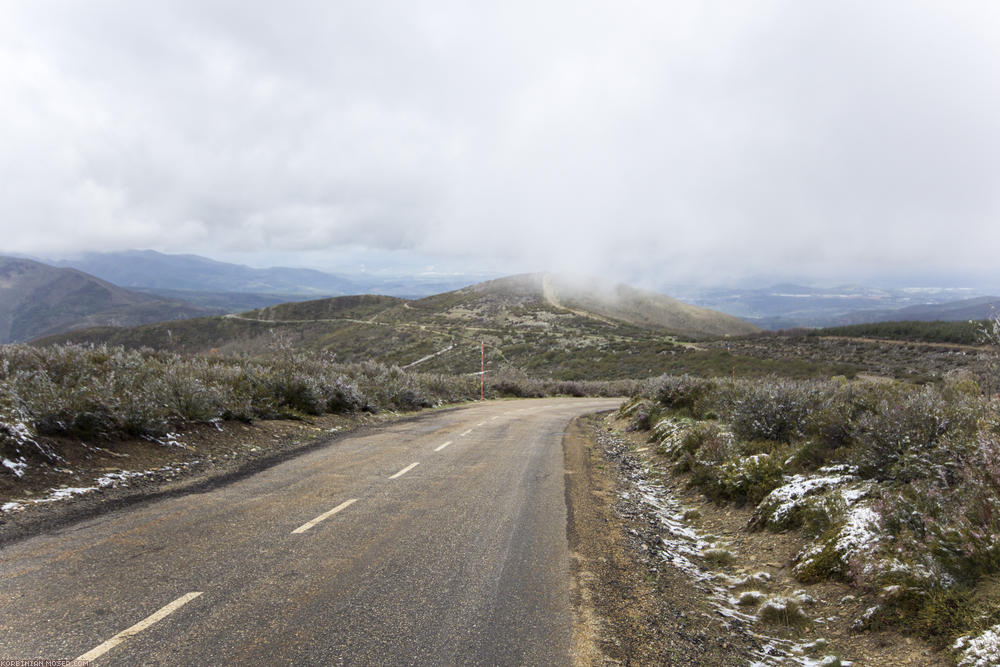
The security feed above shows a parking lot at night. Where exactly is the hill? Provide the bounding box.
[36,273,760,380]
[829,295,1000,326]
[0,257,219,343]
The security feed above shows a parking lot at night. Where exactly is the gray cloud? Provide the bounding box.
[1,1,998,285]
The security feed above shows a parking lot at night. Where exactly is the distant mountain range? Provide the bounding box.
[3,249,998,350]
[50,250,357,295]
[47,250,486,300]
[0,257,218,343]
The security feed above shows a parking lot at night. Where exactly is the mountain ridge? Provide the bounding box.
[0,257,219,343]
[35,272,759,379]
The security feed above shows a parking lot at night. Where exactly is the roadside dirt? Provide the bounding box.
[565,413,754,665]
[567,412,952,666]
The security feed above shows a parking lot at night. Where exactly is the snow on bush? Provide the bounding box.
[954,623,1000,667]
[750,466,863,532]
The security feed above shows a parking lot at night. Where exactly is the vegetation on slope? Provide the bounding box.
[813,320,990,346]
[622,366,1000,654]
[0,343,635,477]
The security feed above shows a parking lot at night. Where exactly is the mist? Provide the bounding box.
[1,1,999,288]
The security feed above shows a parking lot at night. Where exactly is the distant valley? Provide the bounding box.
[672,283,1000,328]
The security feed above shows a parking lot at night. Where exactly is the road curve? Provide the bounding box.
[0,397,621,665]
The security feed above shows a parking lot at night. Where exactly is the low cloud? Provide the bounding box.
[1,1,998,285]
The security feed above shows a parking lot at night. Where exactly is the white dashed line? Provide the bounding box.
[76,592,203,662]
[389,462,420,479]
[477,422,486,426]
[292,498,358,534]
[491,416,500,421]
[460,430,473,437]
[434,441,453,452]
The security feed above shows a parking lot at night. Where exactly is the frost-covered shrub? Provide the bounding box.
[794,502,883,583]
[0,400,59,472]
[486,364,545,398]
[727,379,817,443]
[160,360,226,422]
[322,376,366,414]
[800,382,886,465]
[0,345,487,449]
[875,432,1000,585]
[712,453,786,505]
[689,450,784,506]
[650,418,729,468]
[850,384,984,481]
[749,467,860,533]
[652,374,720,418]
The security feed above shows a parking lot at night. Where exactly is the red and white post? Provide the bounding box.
[480,340,485,401]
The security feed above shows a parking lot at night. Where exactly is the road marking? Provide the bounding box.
[389,462,420,479]
[76,592,203,662]
[460,430,473,437]
[477,422,486,426]
[434,441,453,452]
[491,416,500,421]
[292,498,358,534]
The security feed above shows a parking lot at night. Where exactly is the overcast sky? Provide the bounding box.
[1,1,998,287]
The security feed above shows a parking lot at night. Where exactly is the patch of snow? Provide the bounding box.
[96,470,147,488]
[834,506,880,564]
[794,503,883,580]
[45,486,97,501]
[144,432,187,448]
[1,460,204,511]
[954,623,1000,667]
[839,485,871,505]
[2,457,27,477]
[753,471,860,528]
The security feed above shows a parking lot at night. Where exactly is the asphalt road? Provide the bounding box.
[0,397,621,666]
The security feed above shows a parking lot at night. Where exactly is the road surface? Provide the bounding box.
[0,397,621,666]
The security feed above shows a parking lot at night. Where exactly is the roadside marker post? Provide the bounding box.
[480,340,485,401]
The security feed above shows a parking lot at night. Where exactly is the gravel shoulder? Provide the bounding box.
[565,413,754,665]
